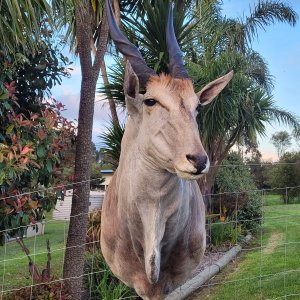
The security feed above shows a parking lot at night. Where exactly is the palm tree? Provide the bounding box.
[0,0,51,55]
[188,0,299,196]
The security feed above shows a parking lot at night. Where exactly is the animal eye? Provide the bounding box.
[144,99,157,107]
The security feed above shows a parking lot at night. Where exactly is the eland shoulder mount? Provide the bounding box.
[100,1,233,299]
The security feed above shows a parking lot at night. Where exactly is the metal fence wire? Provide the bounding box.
[0,162,299,300]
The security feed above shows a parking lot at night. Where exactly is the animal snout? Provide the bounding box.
[186,154,209,174]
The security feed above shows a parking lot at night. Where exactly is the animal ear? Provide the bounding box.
[197,71,233,106]
[124,61,139,99]
[124,61,142,115]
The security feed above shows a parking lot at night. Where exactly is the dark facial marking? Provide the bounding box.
[127,76,137,98]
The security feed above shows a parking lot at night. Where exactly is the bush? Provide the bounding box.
[86,209,102,251]
[209,219,240,247]
[213,152,262,234]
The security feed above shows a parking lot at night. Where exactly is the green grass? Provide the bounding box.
[0,212,69,293]
[192,198,300,300]
[263,193,283,206]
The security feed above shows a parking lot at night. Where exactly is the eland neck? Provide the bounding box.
[116,118,192,284]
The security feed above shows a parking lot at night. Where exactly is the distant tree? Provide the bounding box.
[267,152,300,203]
[91,142,102,163]
[293,129,300,148]
[90,163,105,190]
[246,149,271,190]
[271,131,292,158]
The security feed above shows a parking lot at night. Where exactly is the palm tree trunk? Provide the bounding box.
[91,39,119,125]
[101,61,119,124]
[62,3,108,299]
[113,0,121,26]
[177,0,185,11]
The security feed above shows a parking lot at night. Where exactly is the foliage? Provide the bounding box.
[100,120,125,170]
[84,252,136,300]
[270,131,292,158]
[246,149,272,189]
[214,153,262,233]
[90,163,105,190]
[0,40,75,240]
[209,219,240,247]
[0,0,52,55]
[100,59,126,106]
[267,152,300,203]
[86,209,102,251]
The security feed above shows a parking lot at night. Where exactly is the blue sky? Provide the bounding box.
[52,0,300,160]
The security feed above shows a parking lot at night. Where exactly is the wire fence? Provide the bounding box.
[0,162,300,300]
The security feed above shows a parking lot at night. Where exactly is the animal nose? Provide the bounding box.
[186,154,208,174]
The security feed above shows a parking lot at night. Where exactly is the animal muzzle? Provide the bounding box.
[174,152,210,180]
[186,154,209,174]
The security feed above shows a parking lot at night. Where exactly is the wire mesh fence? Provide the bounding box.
[0,162,299,300]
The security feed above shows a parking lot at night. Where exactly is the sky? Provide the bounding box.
[52,0,300,161]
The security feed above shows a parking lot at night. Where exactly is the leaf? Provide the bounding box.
[46,160,53,173]
[10,215,20,229]
[20,145,34,155]
[6,124,14,135]
[37,145,46,158]
[0,90,9,100]
[28,200,38,210]
[3,100,11,110]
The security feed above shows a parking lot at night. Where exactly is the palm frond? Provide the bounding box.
[267,107,300,133]
[244,0,298,43]
[98,59,126,107]
[100,120,125,169]
[0,0,52,55]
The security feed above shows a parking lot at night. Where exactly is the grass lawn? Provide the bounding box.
[191,196,300,300]
[0,212,69,294]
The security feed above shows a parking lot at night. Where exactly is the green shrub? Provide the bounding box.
[209,219,240,247]
[214,152,262,234]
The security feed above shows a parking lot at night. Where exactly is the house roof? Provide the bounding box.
[100,169,114,174]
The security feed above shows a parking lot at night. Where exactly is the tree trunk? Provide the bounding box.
[90,39,119,125]
[101,61,119,124]
[199,164,219,214]
[177,0,185,12]
[62,3,108,299]
[113,0,121,26]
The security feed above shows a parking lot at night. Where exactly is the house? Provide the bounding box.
[53,190,105,221]
[100,169,114,191]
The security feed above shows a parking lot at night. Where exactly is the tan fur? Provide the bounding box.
[101,64,232,299]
